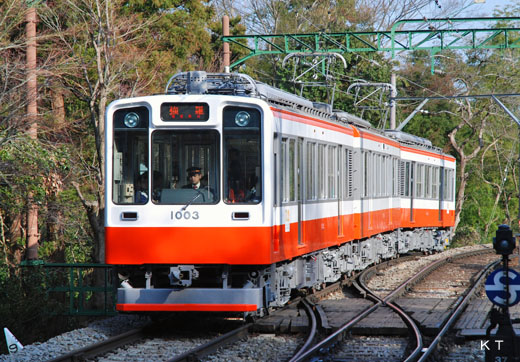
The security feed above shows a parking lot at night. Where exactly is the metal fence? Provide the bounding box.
[20,261,117,316]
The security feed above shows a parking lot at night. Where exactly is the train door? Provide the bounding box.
[438,165,444,223]
[304,141,316,245]
[401,160,414,224]
[410,161,415,222]
[297,138,304,245]
[273,133,281,252]
[280,136,300,245]
[338,146,344,237]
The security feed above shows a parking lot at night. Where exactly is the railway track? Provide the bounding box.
[46,327,148,362]
[287,247,498,361]
[42,246,498,362]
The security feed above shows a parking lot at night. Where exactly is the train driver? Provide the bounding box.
[182,166,207,190]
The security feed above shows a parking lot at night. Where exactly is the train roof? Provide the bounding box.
[165,71,438,151]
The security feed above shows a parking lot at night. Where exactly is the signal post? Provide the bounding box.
[485,225,520,361]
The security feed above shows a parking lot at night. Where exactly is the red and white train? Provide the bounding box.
[105,71,455,315]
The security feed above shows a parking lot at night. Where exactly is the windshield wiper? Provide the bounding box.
[181,190,202,211]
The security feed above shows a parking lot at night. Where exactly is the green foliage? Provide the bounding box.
[450,225,481,247]
[123,0,217,87]
[0,134,72,212]
[0,267,81,355]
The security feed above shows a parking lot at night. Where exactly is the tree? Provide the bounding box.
[448,99,488,231]
[0,0,40,266]
[37,0,221,263]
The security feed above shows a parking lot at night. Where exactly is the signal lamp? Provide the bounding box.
[124,112,140,128]
[235,111,251,127]
[493,224,516,256]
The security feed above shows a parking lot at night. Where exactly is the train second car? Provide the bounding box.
[105,71,455,315]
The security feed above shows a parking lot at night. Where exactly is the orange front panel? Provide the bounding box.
[106,226,274,265]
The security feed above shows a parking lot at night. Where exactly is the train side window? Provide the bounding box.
[306,142,316,200]
[363,151,368,198]
[444,168,454,201]
[382,155,387,197]
[318,144,326,199]
[297,139,303,202]
[392,158,398,197]
[328,145,337,199]
[223,106,262,204]
[289,139,296,202]
[371,153,376,197]
[372,153,376,197]
[382,155,386,197]
[379,155,386,196]
[386,156,392,197]
[450,170,455,201]
[443,168,448,201]
[112,106,149,205]
[425,166,432,199]
[280,137,297,203]
[380,155,384,197]
[281,138,288,203]
[375,155,380,197]
[401,161,411,197]
[388,156,393,197]
[416,164,424,198]
[432,167,439,199]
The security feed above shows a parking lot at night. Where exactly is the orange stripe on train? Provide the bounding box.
[106,209,454,266]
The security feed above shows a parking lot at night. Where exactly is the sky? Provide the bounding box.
[467,0,514,15]
[413,0,517,33]
[421,0,515,19]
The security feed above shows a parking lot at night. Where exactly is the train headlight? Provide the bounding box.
[235,111,251,127]
[124,112,140,128]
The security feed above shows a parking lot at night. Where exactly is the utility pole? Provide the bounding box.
[222,16,230,73]
[25,6,39,260]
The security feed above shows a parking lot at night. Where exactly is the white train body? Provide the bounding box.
[105,72,455,314]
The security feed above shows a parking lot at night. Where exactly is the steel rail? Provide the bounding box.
[291,247,494,361]
[289,299,318,362]
[289,256,430,361]
[362,247,495,361]
[358,268,423,361]
[417,258,501,362]
[166,323,251,362]
[46,327,146,362]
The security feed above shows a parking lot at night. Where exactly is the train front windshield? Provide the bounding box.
[152,130,219,204]
[112,105,262,205]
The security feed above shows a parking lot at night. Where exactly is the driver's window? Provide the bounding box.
[152,130,220,204]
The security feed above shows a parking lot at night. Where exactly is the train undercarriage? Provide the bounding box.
[116,227,451,316]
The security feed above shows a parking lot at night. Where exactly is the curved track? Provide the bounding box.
[288,247,497,361]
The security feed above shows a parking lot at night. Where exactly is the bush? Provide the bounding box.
[0,266,82,355]
[451,225,482,248]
